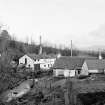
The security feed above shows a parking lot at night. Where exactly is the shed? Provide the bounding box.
[84,59,105,74]
[19,54,56,71]
[53,56,85,77]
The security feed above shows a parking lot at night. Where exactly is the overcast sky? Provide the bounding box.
[0,0,105,49]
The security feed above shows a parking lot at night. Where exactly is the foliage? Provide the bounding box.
[78,92,105,105]
[0,51,25,95]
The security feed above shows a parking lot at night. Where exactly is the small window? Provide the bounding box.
[44,65,46,67]
[25,58,27,64]
[77,69,81,74]
[48,64,50,67]
[28,64,30,68]
[13,92,18,94]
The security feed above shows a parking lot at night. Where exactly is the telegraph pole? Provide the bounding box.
[39,35,42,55]
[71,40,72,57]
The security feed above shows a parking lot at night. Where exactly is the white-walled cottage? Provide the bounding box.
[19,54,56,71]
[53,56,86,77]
[84,59,105,74]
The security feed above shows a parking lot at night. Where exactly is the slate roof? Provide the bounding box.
[27,53,56,60]
[85,59,105,70]
[53,56,85,70]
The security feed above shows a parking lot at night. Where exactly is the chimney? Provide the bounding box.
[99,50,102,60]
[39,36,42,55]
[71,40,72,57]
[57,53,61,58]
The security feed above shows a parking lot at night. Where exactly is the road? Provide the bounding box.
[1,77,66,103]
[2,79,34,102]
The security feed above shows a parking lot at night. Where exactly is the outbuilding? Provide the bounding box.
[19,54,56,71]
[84,59,105,74]
[53,56,85,77]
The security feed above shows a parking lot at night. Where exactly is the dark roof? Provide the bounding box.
[53,56,85,70]
[27,53,56,60]
[85,59,105,70]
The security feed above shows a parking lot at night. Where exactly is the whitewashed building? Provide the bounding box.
[83,59,105,74]
[53,56,85,77]
[19,54,56,71]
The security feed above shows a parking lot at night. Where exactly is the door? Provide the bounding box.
[34,64,40,71]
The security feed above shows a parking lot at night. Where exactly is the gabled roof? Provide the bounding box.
[26,53,56,60]
[85,59,105,70]
[53,56,85,70]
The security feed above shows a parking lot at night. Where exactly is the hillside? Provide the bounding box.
[0,30,81,60]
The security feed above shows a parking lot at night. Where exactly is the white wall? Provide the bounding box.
[19,55,35,70]
[40,58,56,70]
[69,70,76,77]
[19,55,56,70]
[81,61,89,75]
[89,70,99,73]
[53,69,64,76]
[40,63,52,70]
[81,61,99,74]
[64,70,75,77]
[53,69,75,77]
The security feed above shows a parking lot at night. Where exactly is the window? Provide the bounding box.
[34,64,40,70]
[77,69,81,74]
[25,58,27,64]
[13,92,18,95]
[28,64,30,68]
[48,64,50,67]
[44,65,46,67]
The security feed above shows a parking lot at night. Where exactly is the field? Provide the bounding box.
[66,75,105,105]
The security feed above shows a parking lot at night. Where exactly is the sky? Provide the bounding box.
[0,0,105,49]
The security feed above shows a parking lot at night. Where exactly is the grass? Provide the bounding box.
[3,76,67,105]
[66,75,105,105]
[78,92,105,105]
